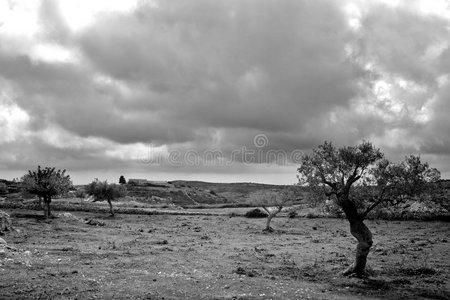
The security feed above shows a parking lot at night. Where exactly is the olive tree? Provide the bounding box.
[298,141,440,277]
[86,180,126,216]
[22,166,72,219]
[250,187,299,232]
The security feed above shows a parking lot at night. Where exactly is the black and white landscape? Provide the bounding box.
[0,1,449,299]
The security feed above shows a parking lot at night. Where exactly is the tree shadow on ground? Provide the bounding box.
[264,263,449,300]
[11,212,46,220]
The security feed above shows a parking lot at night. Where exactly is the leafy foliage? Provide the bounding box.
[22,166,72,200]
[86,180,127,216]
[119,175,126,185]
[21,166,72,218]
[356,156,443,218]
[297,141,442,219]
[298,141,383,206]
[86,180,126,202]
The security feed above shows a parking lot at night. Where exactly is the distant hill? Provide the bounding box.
[169,180,290,203]
[120,179,298,206]
[124,180,228,205]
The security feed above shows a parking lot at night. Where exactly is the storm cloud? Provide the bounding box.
[1,0,449,183]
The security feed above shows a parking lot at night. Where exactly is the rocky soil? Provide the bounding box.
[0,209,449,299]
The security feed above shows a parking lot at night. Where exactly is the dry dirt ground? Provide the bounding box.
[0,209,449,300]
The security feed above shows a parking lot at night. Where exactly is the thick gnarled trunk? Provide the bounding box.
[340,197,373,277]
[343,219,373,276]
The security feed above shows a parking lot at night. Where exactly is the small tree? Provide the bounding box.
[119,175,126,185]
[22,166,72,219]
[86,180,126,216]
[250,187,298,232]
[298,141,441,277]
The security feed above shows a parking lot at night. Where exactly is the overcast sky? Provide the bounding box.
[1,0,450,184]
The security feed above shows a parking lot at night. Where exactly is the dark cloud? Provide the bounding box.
[1,0,363,145]
[1,0,450,182]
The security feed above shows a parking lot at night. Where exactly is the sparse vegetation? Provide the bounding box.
[0,211,447,299]
[0,170,447,299]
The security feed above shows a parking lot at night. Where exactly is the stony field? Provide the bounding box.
[0,208,449,299]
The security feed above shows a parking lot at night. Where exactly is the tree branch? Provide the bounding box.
[361,184,396,218]
[319,173,337,190]
[275,205,283,214]
[362,196,386,218]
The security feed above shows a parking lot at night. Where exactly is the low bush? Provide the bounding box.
[288,210,298,218]
[245,208,268,218]
[305,212,320,219]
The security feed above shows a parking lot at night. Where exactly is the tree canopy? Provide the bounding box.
[86,180,126,216]
[298,142,443,219]
[22,166,72,219]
